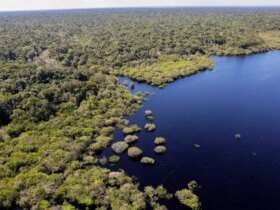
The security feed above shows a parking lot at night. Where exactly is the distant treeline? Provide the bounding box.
[1,8,280,210]
[1,8,280,67]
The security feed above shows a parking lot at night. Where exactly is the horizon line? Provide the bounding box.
[1,5,280,13]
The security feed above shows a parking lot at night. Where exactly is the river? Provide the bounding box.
[106,51,280,210]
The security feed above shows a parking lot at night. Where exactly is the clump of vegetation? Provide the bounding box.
[109,155,120,164]
[82,155,96,165]
[140,157,156,165]
[119,56,213,87]
[128,147,143,158]
[122,124,141,135]
[124,135,139,144]
[144,123,156,132]
[104,117,121,126]
[90,135,113,153]
[175,180,201,210]
[56,168,146,209]
[144,185,173,209]
[144,109,155,121]
[154,137,166,145]
[175,188,201,210]
[111,141,129,154]
[154,146,167,154]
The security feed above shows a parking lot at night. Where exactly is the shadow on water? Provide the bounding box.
[104,51,280,210]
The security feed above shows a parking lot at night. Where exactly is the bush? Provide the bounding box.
[124,135,139,144]
[100,126,114,136]
[140,157,155,165]
[127,147,143,158]
[144,123,156,132]
[90,136,113,152]
[109,155,120,164]
[154,146,167,154]
[144,185,172,209]
[154,137,166,145]
[175,189,201,210]
[122,124,141,135]
[111,141,129,154]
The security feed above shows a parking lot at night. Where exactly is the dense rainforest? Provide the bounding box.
[1,7,280,210]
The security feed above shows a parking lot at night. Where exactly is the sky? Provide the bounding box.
[0,0,280,11]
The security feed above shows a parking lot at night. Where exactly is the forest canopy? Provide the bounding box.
[1,7,280,209]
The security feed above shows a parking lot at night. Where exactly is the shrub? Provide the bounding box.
[144,123,156,132]
[90,135,113,152]
[122,124,141,135]
[140,157,155,165]
[109,155,120,164]
[124,135,139,144]
[144,185,172,209]
[100,126,114,136]
[111,141,129,154]
[154,137,166,145]
[154,146,167,154]
[127,147,143,158]
[175,189,201,210]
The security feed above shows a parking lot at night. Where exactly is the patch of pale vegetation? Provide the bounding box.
[119,55,213,87]
[259,31,280,49]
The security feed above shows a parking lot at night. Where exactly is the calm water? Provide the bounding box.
[107,51,280,210]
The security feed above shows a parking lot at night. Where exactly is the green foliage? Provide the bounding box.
[0,179,17,208]
[119,56,213,86]
[144,123,157,132]
[1,8,280,209]
[175,180,201,210]
[0,61,143,208]
[56,168,108,206]
[140,157,155,165]
[175,189,201,210]
[127,147,143,158]
[1,8,278,67]
[111,141,129,154]
[108,155,120,163]
[154,146,167,154]
[144,185,172,209]
[154,137,166,145]
[56,168,146,209]
[122,124,141,135]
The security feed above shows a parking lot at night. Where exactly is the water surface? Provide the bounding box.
[109,51,280,210]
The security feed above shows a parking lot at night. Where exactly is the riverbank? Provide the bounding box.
[111,51,280,210]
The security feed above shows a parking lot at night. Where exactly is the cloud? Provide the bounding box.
[0,0,279,11]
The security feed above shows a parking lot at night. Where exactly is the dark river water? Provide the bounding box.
[107,51,280,210]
